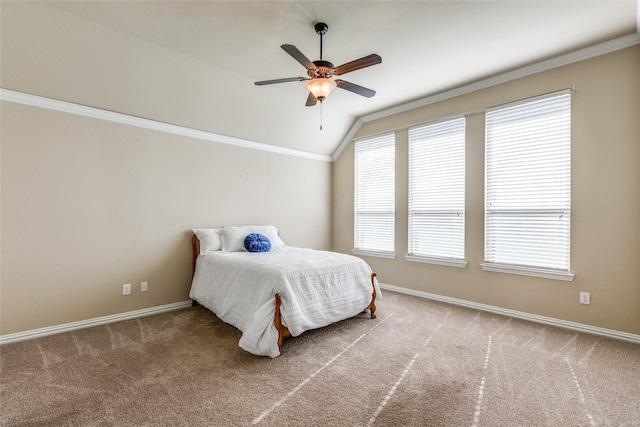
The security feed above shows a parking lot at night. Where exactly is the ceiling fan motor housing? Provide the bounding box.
[308,60,335,78]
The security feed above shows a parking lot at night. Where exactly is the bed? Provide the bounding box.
[189,225,380,357]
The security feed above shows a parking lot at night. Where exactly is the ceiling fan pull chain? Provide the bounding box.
[320,101,323,130]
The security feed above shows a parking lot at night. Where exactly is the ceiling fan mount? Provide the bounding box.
[314,22,329,36]
[255,22,382,107]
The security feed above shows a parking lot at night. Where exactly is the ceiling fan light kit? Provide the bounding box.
[304,78,337,101]
[255,22,382,108]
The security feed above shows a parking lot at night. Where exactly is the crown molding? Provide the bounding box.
[0,88,333,163]
[2,33,638,164]
[331,118,363,162]
[331,33,640,160]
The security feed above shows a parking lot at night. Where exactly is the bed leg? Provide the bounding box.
[369,273,377,319]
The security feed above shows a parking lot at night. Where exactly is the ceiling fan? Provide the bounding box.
[255,22,382,107]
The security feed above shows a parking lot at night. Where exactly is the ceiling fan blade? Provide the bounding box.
[334,54,382,75]
[305,92,317,107]
[281,44,317,70]
[335,79,376,98]
[255,77,306,86]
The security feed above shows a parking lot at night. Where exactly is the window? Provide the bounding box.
[483,90,573,280]
[407,117,466,267]
[354,132,395,257]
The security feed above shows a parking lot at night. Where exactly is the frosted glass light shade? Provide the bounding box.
[305,78,337,100]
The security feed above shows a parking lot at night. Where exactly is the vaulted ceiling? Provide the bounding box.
[41,1,640,157]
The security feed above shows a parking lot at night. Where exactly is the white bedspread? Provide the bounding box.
[189,246,380,358]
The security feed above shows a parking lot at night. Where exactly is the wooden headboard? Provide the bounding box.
[192,234,200,277]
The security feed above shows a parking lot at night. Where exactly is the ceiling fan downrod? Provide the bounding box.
[315,22,328,61]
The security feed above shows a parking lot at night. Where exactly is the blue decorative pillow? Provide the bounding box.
[244,233,271,253]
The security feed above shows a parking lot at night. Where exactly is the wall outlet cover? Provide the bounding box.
[579,291,590,305]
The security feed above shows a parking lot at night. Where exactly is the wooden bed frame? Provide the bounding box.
[191,234,377,349]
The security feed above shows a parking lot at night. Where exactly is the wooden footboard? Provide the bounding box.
[273,272,377,348]
[274,293,291,348]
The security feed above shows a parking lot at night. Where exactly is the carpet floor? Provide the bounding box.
[1,290,639,426]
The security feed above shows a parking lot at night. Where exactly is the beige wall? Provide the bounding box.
[333,46,640,335]
[0,102,331,335]
[0,4,332,334]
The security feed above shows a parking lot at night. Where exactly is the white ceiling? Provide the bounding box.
[48,1,638,157]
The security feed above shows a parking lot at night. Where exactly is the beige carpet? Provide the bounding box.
[1,290,639,426]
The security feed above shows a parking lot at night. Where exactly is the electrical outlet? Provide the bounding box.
[122,283,131,296]
[579,291,590,305]
[141,281,148,292]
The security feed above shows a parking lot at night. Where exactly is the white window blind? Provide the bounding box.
[354,132,395,255]
[484,91,571,276]
[408,117,465,262]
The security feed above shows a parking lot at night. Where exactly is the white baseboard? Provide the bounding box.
[3,289,638,346]
[0,301,193,345]
[379,283,640,345]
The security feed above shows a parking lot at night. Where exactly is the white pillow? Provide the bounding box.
[193,228,223,255]
[220,225,285,252]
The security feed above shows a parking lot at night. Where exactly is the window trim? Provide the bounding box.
[481,262,574,281]
[406,255,467,268]
[353,249,397,260]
